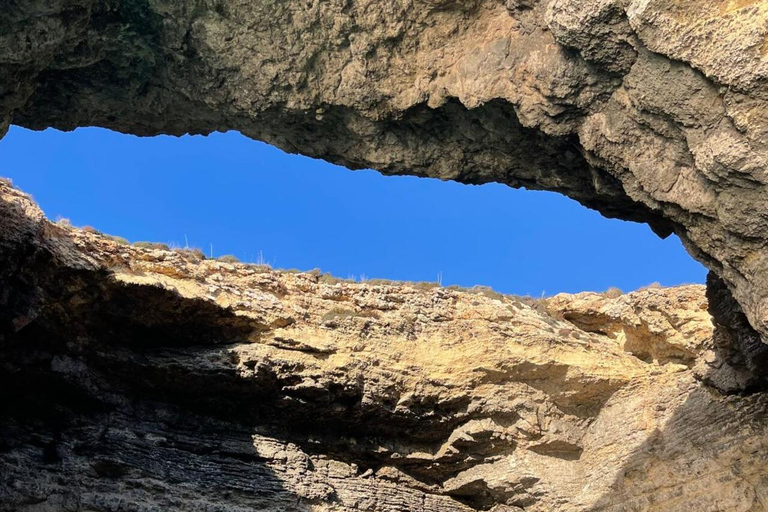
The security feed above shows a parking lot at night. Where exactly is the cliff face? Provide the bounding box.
[2,181,768,511]
[3,4,768,507]
[2,0,768,345]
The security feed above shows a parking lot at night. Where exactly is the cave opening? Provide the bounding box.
[0,125,706,297]
[4,0,768,507]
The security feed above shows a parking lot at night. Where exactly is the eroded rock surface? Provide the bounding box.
[2,0,768,343]
[1,181,767,511]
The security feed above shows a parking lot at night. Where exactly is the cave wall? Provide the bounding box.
[2,181,768,511]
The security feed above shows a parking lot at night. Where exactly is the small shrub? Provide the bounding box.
[217,254,240,264]
[639,282,662,290]
[603,287,623,299]
[517,295,550,315]
[105,235,129,245]
[55,217,72,228]
[133,241,171,251]
[469,285,504,301]
[174,247,206,261]
[366,278,399,286]
[190,248,207,260]
[411,281,441,291]
[81,226,101,234]
[318,273,344,285]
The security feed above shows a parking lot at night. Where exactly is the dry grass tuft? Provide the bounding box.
[81,226,101,234]
[603,287,624,299]
[104,235,129,245]
[55,217,72,228]
[133,241,171,251]
[174,247,207,261]
[217,255,240,264]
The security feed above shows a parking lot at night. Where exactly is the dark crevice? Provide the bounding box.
[702,272,768,394]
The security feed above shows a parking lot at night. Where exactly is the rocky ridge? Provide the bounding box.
[1,181,767,511]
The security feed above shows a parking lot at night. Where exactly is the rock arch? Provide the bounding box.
[3,0,768,345]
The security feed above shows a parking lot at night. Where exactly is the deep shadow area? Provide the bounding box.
[0,403,317,511]
[0,187,489,509]
[703,273,768,393]
[0,192,311,510]
[0,189,469,510]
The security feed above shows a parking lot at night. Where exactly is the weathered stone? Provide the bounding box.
[1,181,767,511]
[4,2,768,508]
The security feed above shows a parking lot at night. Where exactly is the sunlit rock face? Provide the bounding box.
[3,2,768,509]
[1,181,768,511]
[2,0,768,344]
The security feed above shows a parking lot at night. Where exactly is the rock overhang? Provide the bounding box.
[3,0,767,346]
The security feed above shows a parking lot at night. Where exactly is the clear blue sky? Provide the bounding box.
[0,126,706,296]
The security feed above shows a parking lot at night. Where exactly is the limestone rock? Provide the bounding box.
[1,181,767,511]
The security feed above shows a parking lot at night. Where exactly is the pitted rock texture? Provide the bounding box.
[2,0,768,343]
[1,181,768,511]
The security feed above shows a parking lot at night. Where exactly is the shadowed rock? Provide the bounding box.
[1,181,767,511]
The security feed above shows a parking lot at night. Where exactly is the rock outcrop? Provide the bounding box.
[2,0,768,345]
[2,181,768,511]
